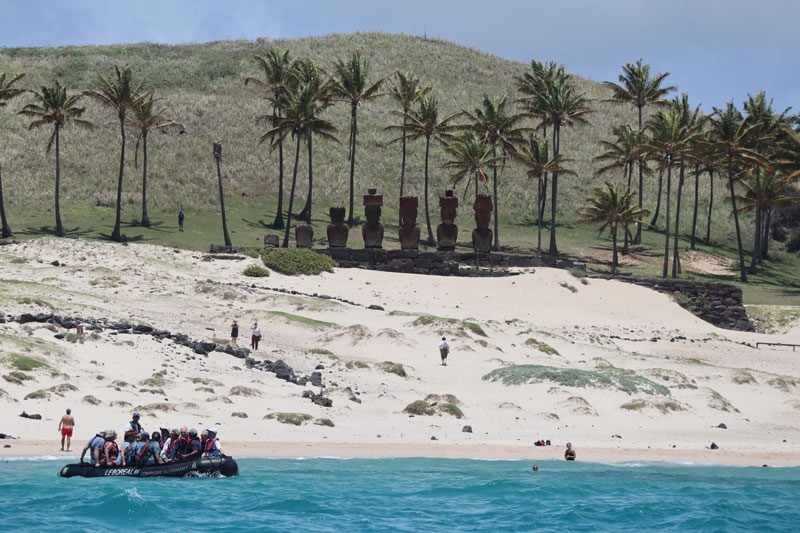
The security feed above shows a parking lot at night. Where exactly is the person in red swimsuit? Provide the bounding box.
[58,408,75,451]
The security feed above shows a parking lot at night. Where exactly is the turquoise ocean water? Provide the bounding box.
[1,457,799,531]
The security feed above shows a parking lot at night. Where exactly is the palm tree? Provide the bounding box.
[385,71,429,222]
[246,49,291,229]
[594,124,646,253]
[513,134,576,252]
[213,141,232,247]
[128,93,180,228]
[262,65,338,247]
[0,72,25,238]
[580,182,648,275]
[465,94,528,249]
[388,95,459,244]
[736,169,799,260]
[524,67,591,256]
[515,60,563,224]
[604,59,676,244]
[84,65,145,241]
[442,130,502,194]
[330,51,384,226]
[708,102,763,283]
[19,82,91,237]
[644,109,691,277]
[742,91,792,271]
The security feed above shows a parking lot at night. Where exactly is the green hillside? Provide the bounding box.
[1,32,798,306]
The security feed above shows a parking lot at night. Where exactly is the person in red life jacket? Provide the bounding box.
[96,430,119,467]
[179,428,202,461]
[202,428,222,458]
[161,428,180,462]
[140,431,163,465]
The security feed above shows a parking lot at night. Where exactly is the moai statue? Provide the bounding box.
[362,188,384,249]
[472,194,494,253]
[327,207,349,248]
[398,196,420,250]
[295,223,313,248]
[436,189,459,251]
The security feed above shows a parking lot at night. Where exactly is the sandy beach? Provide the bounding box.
[1,238,799,467]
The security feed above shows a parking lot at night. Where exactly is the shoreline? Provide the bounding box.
[2,440,798,467]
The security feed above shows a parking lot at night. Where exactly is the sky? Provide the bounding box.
[0,0,797,112]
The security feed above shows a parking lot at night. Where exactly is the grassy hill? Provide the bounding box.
[0,32,798,306]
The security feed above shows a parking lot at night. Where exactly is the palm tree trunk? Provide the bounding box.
[140,132,150,227]
[611,224,618,276]
[727,155,747,283]
[111,116,126,241]
[690,164,700,250]
[398,114,408,227]
[650,168,664,229]
[492,144,499,251]
[347,103,357,227]
[306,128,313,224]
[634,105,644,244]
[761,207,772,260]
[748,161,762,274]
[423,135,434,245]
[547,123,560,257]
[0,164,13,238]
[706,169,714,243]
[539,127,548,224]
[283,135,302,248]
[623,164,632,254]
[215,148,232,248]
[54,125,64,237]
[662,158,672,278]
[536,173,543,253]
[672,162,685,278]
[273,107,285,229]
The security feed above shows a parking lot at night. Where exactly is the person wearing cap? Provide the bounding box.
[97,431,119,467]
[80,431,106,464]
[179,428,202,461]
[123,412,143,443]
[202,428,223,458]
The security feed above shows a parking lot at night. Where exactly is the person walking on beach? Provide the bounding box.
[251,321,261,350]
[178,206,185,231]
[230,320,239,348]
[58,408,75,451]
[438,336,449,366]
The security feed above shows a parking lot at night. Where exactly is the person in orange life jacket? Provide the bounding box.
[161,428,180,462]
[202,428,222,458]
[123,412,143,443]
[179,428,202,460]
[97,430,119,467]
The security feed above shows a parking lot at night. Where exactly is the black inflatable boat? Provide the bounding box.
[58,456,239,478]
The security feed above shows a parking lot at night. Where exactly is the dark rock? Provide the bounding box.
[54,333,65,340]
[231,412,248,418]
[462,425,473,433]
[431,436,438,441]
[367,304,385,311]
[310,371,323,387]
[50,260,60,266]
[717,423,727,429]
[709,442,719,450]
[133,324,153,334]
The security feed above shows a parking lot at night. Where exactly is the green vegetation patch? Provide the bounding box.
[411,314,487,338]
[346,360,370,370]
[707,390,739,413]
[307,348,335,357]
[15,296,54,309]
[261,249,336,276]
[404,396,465,418]
[314,418,335,427]
[643,368,696,388]
[82,395,102,405]
[229,385,261,397]
[746,306,800,334]
[732,369,758,385]
[140,372,167,387]
[524,338,559,355]
[7,354,48,372]
[3,371,34,385]
[188,377,224,387]
[378,361,407,378]
[620,398,686,414]
[136,402,177,413]
[243,265,270,277]
[483,365,670,396]
[264,412,314,426]
[767,375,799,393]
[267,310,338,329]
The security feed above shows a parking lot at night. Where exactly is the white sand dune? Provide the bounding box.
[1,237,798,465]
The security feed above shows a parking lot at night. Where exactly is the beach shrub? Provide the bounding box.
[24,389,50,400]
[621,398,685,414]
[3,371,34,385]
[379,361,407,378]
[140,373,167,387]
[189,377,224,387]
[559,282,578,293]
[403,400,435,416]
[314,418,335,427]
[732,369,758,385]
[243,264,270,277]
[229,385,261,397]
[404,397,465,418]
[411,314,487,337]
[346,360,370,370]
[707,389,739,412]
[110,400,132,407]
[8,354,48,372]
[524,338,559,356]
[438,403,465,419]
[261,249,336,276]
[767,376,799,392]
[264,412,313,425]
[482,365,670,396]
[136,402,177,412]
[82,395,101,405]
[267,311,338,329]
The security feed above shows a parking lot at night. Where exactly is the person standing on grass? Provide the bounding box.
[230,319,239,348]
[438,336,449,366]
[178,206,185,231]
[58,408,75,451]
[251,321,261,350]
